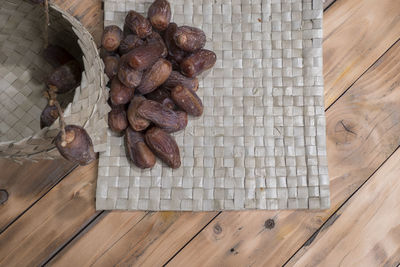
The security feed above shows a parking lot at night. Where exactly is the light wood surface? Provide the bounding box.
[0,0,399,266]
[287,147,400,267]
[323,0,400,108]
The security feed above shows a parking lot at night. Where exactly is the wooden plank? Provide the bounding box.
[323,0,400,107]
[49,211,217,266]
[167,40,400,267]
[287,148,400,267]
[52,0,103,46]
[0,159,75,233]
[0,160,99,267]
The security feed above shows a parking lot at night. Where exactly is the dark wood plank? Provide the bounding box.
[287,148,400,266]
[166,40,400,266]
[0,159,75,233]
[0,160,99,266]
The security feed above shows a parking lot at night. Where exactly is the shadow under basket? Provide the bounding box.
[0,0,109,162]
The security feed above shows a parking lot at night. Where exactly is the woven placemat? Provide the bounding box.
[96,0,329,211]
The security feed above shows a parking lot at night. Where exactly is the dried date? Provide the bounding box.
[118,58,143,88]
[108,108,128,133]
[47,60,82,94]
[173,26,206,52]
[171,85,203,116]
[137,58,172,94]
[40,102,59,129]
[55,125,96,165]
[163,70,198,92]
[119,34,144,55]
[125,127,156,169]
[180,49,216,78]
[145,127,181,168]
[110,77,134,105]
[137,100,180,130]
[103,55,120,80]
[125,11,152,39]
[125,42,165,71]
[127,96,150,131]
[102,25,123,52]
[164,23,187,65]
[148,0,171,31]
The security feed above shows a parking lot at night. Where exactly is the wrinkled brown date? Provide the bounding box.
[125,11,152,39]
[40,102,59,129]
[118,58,143,88]
[145,87,177,110]
[137,100,180,130]
[173,26,206,52]
[148,0,171,31]
[55,125,96,166]
[146,31,168,58]
[110,77,135,105]
[163,110,187,133]
[125,42,165,71]
[108,108,128,133]
[164,23,187,66]
[137,58,172,94]
[103,55,120,80]
[162,97,176,110]
[47,60,82,94]
[102,25,123,52]
[43,45,75,68]
[171,85,203,116]
[125,127,156,169]
[119,34,144,55]
[163,70,199,91]
[145,127,180,168]
[127,96,150,131]
[180,49,216,78]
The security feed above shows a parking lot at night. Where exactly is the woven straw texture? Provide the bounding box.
[0,0,109,161]
[97,0,329,211]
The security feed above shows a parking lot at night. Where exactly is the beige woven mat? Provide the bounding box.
[96,0,330,211]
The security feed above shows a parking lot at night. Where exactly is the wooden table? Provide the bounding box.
[1,0,400,266]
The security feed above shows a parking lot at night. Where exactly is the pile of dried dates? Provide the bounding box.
[101,0,216,169]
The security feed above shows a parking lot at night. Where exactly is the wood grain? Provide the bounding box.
[0,159,75,233]
[167,40,400,266]
[0,160,99,267]
[287,148,400,267]
[52,0,103,46]
[323,0,400,107]
[48,211,217,266]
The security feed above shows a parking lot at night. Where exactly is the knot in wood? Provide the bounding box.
[264,219,275,229]
[213,223,222,235]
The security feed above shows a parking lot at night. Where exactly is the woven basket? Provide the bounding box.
[0,0,110,161]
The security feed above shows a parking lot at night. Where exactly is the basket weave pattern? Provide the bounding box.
[0,0,109,161]
[96,0,329,211]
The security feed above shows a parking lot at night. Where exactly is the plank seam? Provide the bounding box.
[0,163,78,236]
[163,212,222,266]
[41,210,105,266]
[325,38,400,112]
